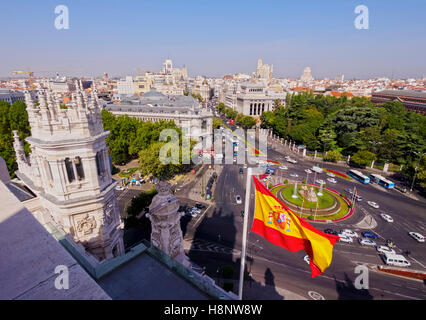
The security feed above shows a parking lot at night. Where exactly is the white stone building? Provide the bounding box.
[104,87,213,147]
[226,82,286,117]
[13,88,125,261]
[117,76,135,95]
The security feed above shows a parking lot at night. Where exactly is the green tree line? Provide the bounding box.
[260,92,426,187]
[216,102,257,129]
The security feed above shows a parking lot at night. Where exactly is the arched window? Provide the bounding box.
[74,157,85,180]
[65,158,75,183]
[96,151,105,176]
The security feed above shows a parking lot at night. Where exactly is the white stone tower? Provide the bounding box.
[147,181,190,268]
[13,86,124,261]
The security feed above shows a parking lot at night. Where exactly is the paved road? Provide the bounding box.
[179,126,426,300]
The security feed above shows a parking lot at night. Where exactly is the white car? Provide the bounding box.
[338,235,353,243]
[236,195,242,204]
[279,166,288,170]
[191,207,202,214]
[115,186,125,191]
[287,159,297,164]
[408,232,425,243]
[380,213,394,223]
[305,169,312,174]
[367,201,380,209]
[340,229,359,238]
[376,245,396,254]
[327,178,337,184]
[326,172,335,177]
[359,238,377,246]
[290,173,299,178]
[303,255,310,265]
[316,179,325,185]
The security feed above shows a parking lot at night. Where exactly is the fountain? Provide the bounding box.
[292,182,298,199]
[317,182,324,197]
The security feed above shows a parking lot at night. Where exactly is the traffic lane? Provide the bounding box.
[245,235,425,300]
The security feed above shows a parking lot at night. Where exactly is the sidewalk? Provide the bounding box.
[212,278,307,300]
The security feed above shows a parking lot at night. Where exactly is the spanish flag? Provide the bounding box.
[251,177,340,278]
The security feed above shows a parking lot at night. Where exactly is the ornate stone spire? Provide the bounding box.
[147,180,190,268]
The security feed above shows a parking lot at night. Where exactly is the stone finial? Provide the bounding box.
[154,180,172,195]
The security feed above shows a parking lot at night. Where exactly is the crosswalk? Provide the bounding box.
[184,238,239,255]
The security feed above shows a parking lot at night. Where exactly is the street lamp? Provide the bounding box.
[410,151,425,192]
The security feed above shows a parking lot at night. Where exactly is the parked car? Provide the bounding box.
[316,179,326,185]
[191,207,202,214]
[380,213,394,223]
[289,173,299,178]
[236,195,242,204]
[362,231,379,239]
[279,166,288,170]
[305,169,312,174]
[367,201,380,209]
[408,232,425,243]
[340,229,359,238]
[115,186,125,191]
[195,203,206,209]
[376,245,396,255]
[327,178,337,184]
[359,238,377,246]
[324,229,338,236]
[338,235,353,243]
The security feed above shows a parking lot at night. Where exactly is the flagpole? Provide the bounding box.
[238,167,252,300]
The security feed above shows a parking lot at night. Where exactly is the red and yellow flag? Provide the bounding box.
[251,177,340,278]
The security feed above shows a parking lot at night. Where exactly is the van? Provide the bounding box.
[383,253,411,268]
[312,166,324,173]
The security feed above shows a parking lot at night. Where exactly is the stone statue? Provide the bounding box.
[147,180,190,267]
[299,185,318,203]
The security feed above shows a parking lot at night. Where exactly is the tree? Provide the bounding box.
[138,142,183,179]
[240,116,256,130]
[351,150,377,167]
[213,118,223,129]
[324,150,343,162]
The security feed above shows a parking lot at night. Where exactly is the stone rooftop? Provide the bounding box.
[0,180,110,300]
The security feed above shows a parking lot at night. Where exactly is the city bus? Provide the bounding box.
[370,174,395,189]
[348,169,370,184]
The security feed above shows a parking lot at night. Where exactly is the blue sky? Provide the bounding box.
[1,0,426,79]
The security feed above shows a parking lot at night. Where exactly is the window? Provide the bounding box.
[96,151,105,176]
[74,157,85,180]
[65,158,75,183]
[249,104,253,115]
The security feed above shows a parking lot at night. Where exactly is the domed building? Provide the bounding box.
[104,87,213,146]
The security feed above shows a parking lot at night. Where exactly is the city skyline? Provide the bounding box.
[1,0,426,79]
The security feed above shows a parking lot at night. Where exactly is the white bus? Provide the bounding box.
[370,174,395,189]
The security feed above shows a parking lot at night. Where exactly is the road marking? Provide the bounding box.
[409,256,426,269]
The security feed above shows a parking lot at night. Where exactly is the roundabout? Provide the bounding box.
[270,182,353,222]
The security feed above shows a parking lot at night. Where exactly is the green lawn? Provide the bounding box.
[272,184,350,221]
[118,167,138,179]
[275,185,335,209]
